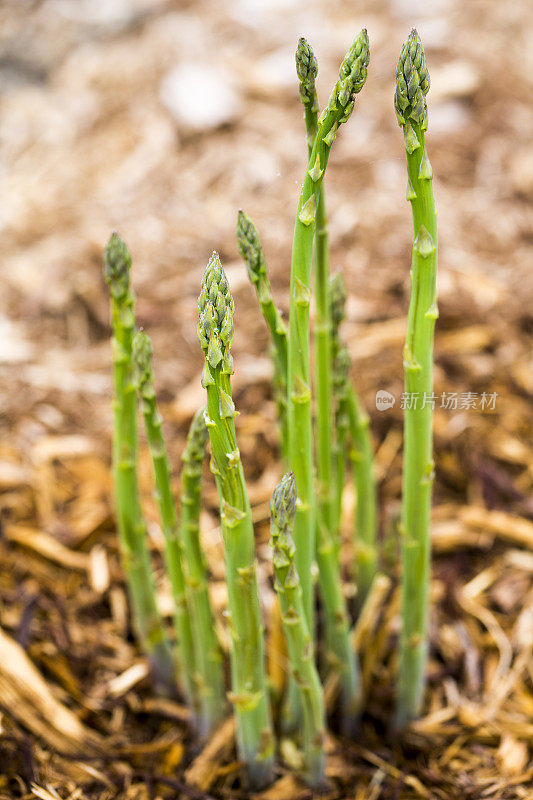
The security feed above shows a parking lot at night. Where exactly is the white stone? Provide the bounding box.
[430,61,480,101]
[431,100,471,134]
[159,63,241,132]
[49,0,166,30]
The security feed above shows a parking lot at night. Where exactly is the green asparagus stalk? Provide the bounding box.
[296,37,335,559]
[329,273,349,544]
[345,374,377,605]
[330,274,377,605]
[132,330,197,710]
[331,272,377,595]
[180,407,227,736]
[236,210,289,464]
[290,33,369,730]
[197,252,274,788]
[288,29,370,639]
[270,473,326,789]
[394,30,438,725]
[103,233,175,695]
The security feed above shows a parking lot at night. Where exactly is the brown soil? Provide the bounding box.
[0,1,532,798]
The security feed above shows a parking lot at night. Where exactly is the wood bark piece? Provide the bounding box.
[184,716,235,790]
[0,626,104,756]
[4,524,90,571]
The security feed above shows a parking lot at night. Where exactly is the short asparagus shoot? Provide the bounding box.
[270,473,326,789]
[103,233,175,694]
[394,30,438,725]
[197,253,274,788]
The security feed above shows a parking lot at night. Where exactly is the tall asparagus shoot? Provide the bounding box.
[104,234,175,694]
[180,408,227,736]
[270,473,326,789]
[288,29,370,638]
[395,30,438,725]
[236,211,289,464]
[197,253,274,788]
[289,32,370,730]
[296,38,335,561]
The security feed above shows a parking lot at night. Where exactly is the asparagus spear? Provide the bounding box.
[296,37,335,564]
[132,331,197,708]
[180,407,227,736]
[103,233,175,695]
[197,253,274,788]
[394,30,438,725]
[288,29,370,640]
[290,32,370,730]
[330,270,378,610]
[345,371,377,605]
[296,39,362,729]
[330,272,378,601]
[329,272,349,546]
[236,210,289,464]
[270,473,326,789]
[236,208,299,730]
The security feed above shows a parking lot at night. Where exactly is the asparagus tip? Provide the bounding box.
[270,471,296,532]
[236,209,263,283]
[197,252,234,369]
[329,272,347,330]
[295,37,318,106]
[132,329,154,395]
[394,29,430,130]
[332,27,370,118]
[183,406,209,463]
[103,231,132,299]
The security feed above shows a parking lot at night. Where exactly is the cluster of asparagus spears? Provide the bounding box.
[104,28,437,790]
